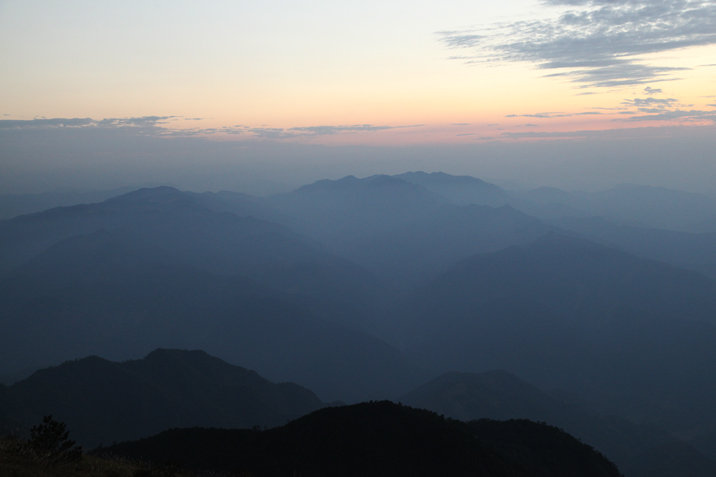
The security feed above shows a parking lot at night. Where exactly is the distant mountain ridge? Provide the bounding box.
[265,173,553,287]
[0,186,417,401]
[513,183,716,233]
[2,173,716,472]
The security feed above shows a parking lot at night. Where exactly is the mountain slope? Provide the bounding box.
[0,224,418,401]
[402,234,716,437]
[3,349,324,447]
[266,174,443,246]
[395,171,509,206]
[552,216,716,279]
[510,184,716,233]
[268,174,553,286]
[101,401,622,477]
[350,204,552,285]
[0,186,386,321]
[401,371,716,477]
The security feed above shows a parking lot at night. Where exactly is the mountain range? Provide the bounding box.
[2,171,716,476]
[100,401,622,477]
[0,349,324,447]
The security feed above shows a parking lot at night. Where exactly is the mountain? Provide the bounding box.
[510,184,716,233]
[0,184,390,326]
[1,349,323,447]
[266,174,443,248]
[0,186,324,276]
[267,174,553,287]
[0,187,419,400]
[402,371,565,422]
[101,401,622,477]
[588,184,716,233]
[0,187,137,220]
[402,234,716,439]
[348,203,552,286]
[0,234,416,401]
[552,216,716,279]
[394,171,509,206]
[510,186,593,219]
[401,371,716,477]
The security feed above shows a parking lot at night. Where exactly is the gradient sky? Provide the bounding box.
[1,1,716,193]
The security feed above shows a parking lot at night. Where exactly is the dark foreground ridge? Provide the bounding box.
[100,401,622,477]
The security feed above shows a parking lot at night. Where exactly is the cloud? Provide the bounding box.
[506,111,603,118]
[506,112,563,118]
[622,96,679,112]
[288,124,395,135]
[437,31,483,48]
[97,116,175,127]
[644,86,662,95]
[247,127,294,139]
[439,0,716,88]
[0,117,414,140]
[622,109,716,122]
[616,94,716,121]
[0,116,174,130]
[0,117,95,128]
[242,124,402,139]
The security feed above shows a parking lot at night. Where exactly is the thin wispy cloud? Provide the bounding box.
[246,124,410,139]
[439,0,716,88]
[622,97,679,112]
[622,109,716,122]
[0,117,94,128]
[288,124,395,135]
[0,116,416,140]
[506,111,603,118]
[0,116,174,129]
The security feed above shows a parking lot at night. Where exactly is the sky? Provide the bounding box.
[1,0,715,194]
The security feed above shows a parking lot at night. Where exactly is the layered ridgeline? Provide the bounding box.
[401,371,716,477]
[0,349,324,447]
[3,349,711,477]
[512,183,716,233]
[2,172,716,472]
[0,186,417,401]
[266,174,551,287]
[400,233,716,436]
[550,216,716,280]
[100,401,622,477]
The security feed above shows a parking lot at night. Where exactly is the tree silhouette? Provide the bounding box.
[28,415,82,465]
